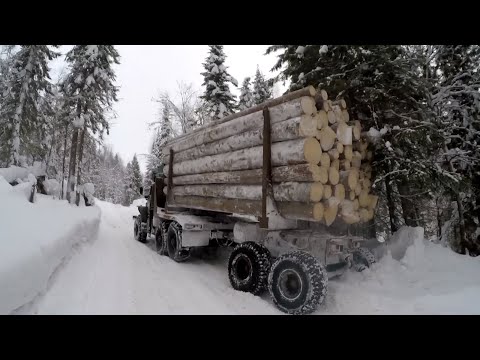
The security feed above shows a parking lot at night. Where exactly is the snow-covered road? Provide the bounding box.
[17,200,480,315]
[19,200,279,314]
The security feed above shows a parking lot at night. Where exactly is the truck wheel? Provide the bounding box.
[167,222,190,262]
[134,217,147,243]
[268,251,327,315]
[352,247,375,272]
[155,222,168,255]
[228,242,271,295]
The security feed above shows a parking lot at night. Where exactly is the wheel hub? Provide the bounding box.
[235,254,252,281]
[278,269,303,301]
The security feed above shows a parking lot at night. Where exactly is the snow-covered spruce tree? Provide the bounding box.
[0,45,59,167]
[429,45,480,255]
[60,45,119,203]
[145,100,172,187]
[238,77,255,110]
[130,154,143,198]
[267,45,443,234]
[200,45,238,121]
[252,66,272,105]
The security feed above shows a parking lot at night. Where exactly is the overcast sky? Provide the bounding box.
[52,45,285,173]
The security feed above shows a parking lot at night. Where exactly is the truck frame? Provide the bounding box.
[134,106,375,315]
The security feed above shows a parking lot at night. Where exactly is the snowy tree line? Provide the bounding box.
[0,45,143,206]
[266,45,480,256]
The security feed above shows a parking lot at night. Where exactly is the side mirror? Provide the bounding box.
[139,187,143,195]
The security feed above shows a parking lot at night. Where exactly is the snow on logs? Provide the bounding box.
[163,87,378,225]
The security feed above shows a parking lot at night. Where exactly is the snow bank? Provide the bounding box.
[0,176,101,314]
[0,163,46,183]
[319,226,480,314]
[131,198,146,207]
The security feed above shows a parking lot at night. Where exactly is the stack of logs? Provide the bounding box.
[162,86,378,226]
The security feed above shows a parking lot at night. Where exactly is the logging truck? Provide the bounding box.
[133,86,377,315]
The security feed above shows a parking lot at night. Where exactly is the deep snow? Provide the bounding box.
[0,176,100,314]
[4,193,480,315]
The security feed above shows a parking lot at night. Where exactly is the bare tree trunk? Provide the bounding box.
[61,122,69,200]
[444,144,466,252]
[385,174,398,233]
[436,197,442,240]
[67,128,79,203]
[66,102,82,203]
[76,124,87,186]
[397,179,418,227]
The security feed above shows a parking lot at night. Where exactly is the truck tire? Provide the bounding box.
[228,242,271,296]
[134,217,147,243]
[268,251,327,315]
[155,221,168,255]
[352,247,376,272]
[167,222,190,262]
[137,205,148,222]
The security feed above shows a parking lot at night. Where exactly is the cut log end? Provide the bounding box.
[323,184,332,200]
[324,198,339,226]
[319,126,337,151]
[329,167,340,185]
[313,203,324,221]
[334,184,345,201]
[304,137,322,164]
[317,110,328,130]
[327,111,336,125]
[300,96,317,116]
[317,166,329,184]
[310,182,324,202]
[320,89,328,101]
[320,152,331,168]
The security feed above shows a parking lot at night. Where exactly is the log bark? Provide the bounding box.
[165,115,317,164]
[167,86,316,145]
[163,96,317,155]
[171,195,324,222]
[342,109,350,123]
[168,182,325,203]
[167,164,327,185]
[164,137,321,176]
